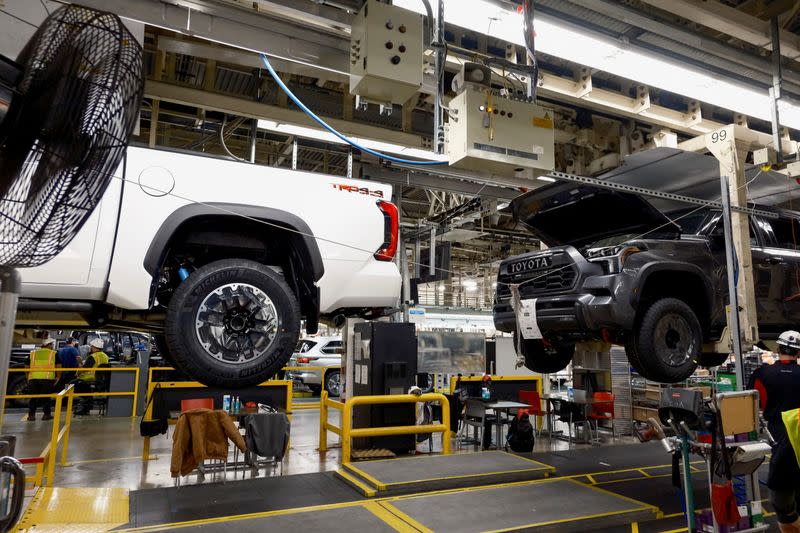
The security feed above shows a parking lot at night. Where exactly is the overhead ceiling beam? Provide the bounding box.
[156,36,349,84]
[218,0,353,36]
[145,79,430,148]
[74,0,351,75]
[86,0,796,135]
[564,0,800,95]
[638,0,800,61]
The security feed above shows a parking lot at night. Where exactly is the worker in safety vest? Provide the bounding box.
[73,338,110,415]
[27,338,60,421]
[750,330,800,533]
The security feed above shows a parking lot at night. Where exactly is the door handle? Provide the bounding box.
[762,256,784,265]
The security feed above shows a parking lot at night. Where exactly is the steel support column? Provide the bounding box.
[705,126,759,352]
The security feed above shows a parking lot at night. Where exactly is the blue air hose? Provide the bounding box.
[259,54,448,166]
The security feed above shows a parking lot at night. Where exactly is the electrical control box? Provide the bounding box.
[349,0,423,106]
[445,86,555,175]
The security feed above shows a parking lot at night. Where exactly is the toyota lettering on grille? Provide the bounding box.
[509,255,552,274]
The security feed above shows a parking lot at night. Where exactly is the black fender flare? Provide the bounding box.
[143,202,324,280]
[631,261,715,313]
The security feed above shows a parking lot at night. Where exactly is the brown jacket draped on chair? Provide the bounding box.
[171,409,247,477]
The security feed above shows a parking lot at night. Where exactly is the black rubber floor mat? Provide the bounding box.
[121,471,365,528]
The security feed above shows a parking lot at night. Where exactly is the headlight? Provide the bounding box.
[587,246,642,274]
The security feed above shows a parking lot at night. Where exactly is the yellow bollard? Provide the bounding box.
[61,385,75,465]
[45,393,63,486]
[341,397,353,464]
[440,394,451,455]
[319,390,328,452]
[132,367,140,417]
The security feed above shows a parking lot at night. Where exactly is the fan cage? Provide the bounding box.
[0,4,144,267]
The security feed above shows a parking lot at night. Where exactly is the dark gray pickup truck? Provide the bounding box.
[494,182,800,383]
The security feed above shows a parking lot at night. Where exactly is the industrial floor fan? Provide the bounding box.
[0,5,143,529]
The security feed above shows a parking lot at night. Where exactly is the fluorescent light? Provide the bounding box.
[462,279,478,289]
[257,119,448,162]
[438,283,446,292]
[537,176,556,182]
[394,0,800,130]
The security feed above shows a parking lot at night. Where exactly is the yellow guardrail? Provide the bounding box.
[319,391,451,464]
[14,384,75,488]
[7,367,141,417]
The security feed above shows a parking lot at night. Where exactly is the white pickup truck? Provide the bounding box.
[17,146,402,387]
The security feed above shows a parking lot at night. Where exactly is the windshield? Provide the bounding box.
[665,209,710,235]
[295,340,317,354]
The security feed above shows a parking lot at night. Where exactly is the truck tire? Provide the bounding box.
[628,298,700,383]
[165,259,301,388]
[514,334,574,374]
[623,335,654,380]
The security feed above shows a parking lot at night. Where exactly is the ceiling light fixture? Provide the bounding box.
[394,0,800,130]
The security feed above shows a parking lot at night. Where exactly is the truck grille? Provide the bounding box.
[496,253,578,300]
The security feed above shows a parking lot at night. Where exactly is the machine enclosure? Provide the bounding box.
[349,0,424,105]
[352,322,418,452]
[446,86,556,175]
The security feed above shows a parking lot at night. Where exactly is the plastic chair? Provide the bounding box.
[180,398,215,412]
[517,390,548,434]
[460,399,495,449]
[587,392,615,443]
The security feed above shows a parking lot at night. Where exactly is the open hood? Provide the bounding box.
[510,182,681,248]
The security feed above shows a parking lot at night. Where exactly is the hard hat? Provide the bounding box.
[777,330,800,351]
[89,338,104,349]
[42,338,56,347]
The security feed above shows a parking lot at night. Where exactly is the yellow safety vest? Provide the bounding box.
[28,348,56,381]
[783,408,800,468]
[78,351,109,382]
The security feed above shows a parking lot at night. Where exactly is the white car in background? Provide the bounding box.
[286,337,342,396]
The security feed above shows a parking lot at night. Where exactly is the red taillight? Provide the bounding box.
[375,200,399,261]
[297,356,319,364]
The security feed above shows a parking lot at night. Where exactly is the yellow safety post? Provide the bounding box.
[341,396,354,463]
[60,386,75,466]
[44,384,74,486]
[132,367,140,417]
[45,390,62,485]
[141,382,155,461]
[319,390,329,452]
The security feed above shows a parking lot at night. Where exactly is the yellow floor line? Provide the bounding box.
[336,469,377,497]
[378,501,434,533]
[343,463,387,490]
[363,501,418,532]
[66,455,158,465]
[632,522,639,533]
